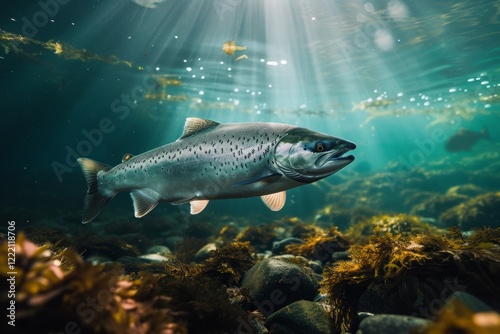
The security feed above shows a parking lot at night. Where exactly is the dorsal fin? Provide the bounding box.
[178,118,220,140]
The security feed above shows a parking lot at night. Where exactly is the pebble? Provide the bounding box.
[241,258,320,316]
[194,242,218,262]
[447,291,495,312]
[331,251,350,262]
[266,300,333,334]
[357,314,430,334]
[272,237,304,254]
[146,245,172,256]
[164,235,183,249]
[138,253,170,262]
[272,254,324,274]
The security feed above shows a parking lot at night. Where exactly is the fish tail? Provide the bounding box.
[482,127,490,140]
[77,158,114,223]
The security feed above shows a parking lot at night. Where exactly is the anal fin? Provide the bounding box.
[130,189,161,218]
[261,191,286,211]
[190,199,209,214]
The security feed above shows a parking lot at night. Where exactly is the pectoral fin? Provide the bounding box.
[130,189,160,218]
[190,199,209,214]
[261,191,286,211]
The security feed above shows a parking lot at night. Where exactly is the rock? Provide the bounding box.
[138,254,170,262]
[358,314,430,334]
[85,255,112,265]
[164,235,183,249]
[146,245,172,256]
[331,251,350,262]
[242,258,319,316]
[194,242,218,262]
[446,291,494,312]
[266,300,333,334]
[440,192,500,229]
[308,260,323,274]
[271,254,323,275]
[272,238,304,255]
[357,283,400,315]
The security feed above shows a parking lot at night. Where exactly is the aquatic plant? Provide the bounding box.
[0,233,184,333]
[158,242,259,333]
[166,241,255,287]
[0,29,140,69]
[346,214,444,243]
[285,227,350,263]
[197,241,255,286]
[314,204,375,231]
[285,217,323,238]
[321,228,500,333]
[440,192,500,229]
[409,193,468,218]
[22,225,75,250]
[74,232,141,260]
[174,237,208,263]
[216,223,240,244]
[236,224,278,252]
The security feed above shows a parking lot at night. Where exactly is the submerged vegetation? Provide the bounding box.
[3,222,499,333]
[1,234,259,334]
[321,228,500,332]
[0,29,141,69]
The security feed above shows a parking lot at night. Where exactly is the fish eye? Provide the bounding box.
[315,142,325,152]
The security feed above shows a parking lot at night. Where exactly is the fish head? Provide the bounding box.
[274,128,356,183]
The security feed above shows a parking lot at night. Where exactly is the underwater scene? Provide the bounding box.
[1,0,500,333]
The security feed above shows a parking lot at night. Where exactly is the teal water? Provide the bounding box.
[1,0,499,226]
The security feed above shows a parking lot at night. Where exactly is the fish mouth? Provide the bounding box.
[315,143,356,168]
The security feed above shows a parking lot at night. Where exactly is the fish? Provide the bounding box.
[77,117,356,223]
[445,127,490,152]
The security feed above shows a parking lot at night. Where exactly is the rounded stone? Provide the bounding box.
[266,300,333,334]
[241,258,319,316]
[194,242,218,261]
[272,237,304,254]
[358,314,431,334]
[146,245,172,256]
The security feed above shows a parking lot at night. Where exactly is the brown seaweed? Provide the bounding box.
[320,228,500,333]
[285,227,350,263]
[0,233,183,333]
